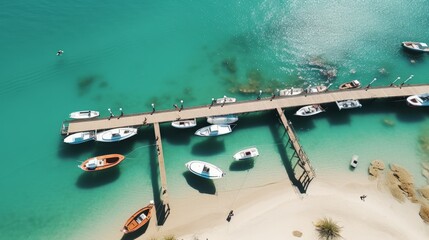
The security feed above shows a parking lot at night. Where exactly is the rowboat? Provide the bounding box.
[64,131,95,144]
[194,124,232,136]
[402,41,429,53]
[78,154,125,171]
[406,93,429,107]
[307,85,328,93]
[233,147,259,161]
[207,114,238,125]
[279,87,303,96]
[121,201,154,234]
[171,118,197,128]
[339,80,361,90]
[295,105,324,116]
[350,155,359,168]
[95,127,138,142]
[69,110,99,119]
[185,160,225,179]
[216,96,236,104]
[336,99,362,110]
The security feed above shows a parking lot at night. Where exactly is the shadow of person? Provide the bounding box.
[183,171,216,194]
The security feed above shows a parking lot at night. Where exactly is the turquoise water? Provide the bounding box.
[1,0,429,239]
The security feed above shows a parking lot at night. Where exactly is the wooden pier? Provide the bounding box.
[62,84,429,134]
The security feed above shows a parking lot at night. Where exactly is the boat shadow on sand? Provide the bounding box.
[120,221,150,240]
[183,171,216,195]
[229,160,254,171]
[75,167,120,189]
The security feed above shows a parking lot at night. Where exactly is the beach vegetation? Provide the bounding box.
[314,217,342,240]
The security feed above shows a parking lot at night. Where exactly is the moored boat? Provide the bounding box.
[121,201,154,234]
[279,87,303,96]
[406,93,429,107]
[402,41,429,53]
[216,95,236,104]
[69,110,99,119]
[95,127,138,142]
[295,105,324,116]
[336,99,362,110]
[233,147,259,161]
[207,114,238,125]
[307,85,328,93]
[78,154,125,171]
[171,118,197,128]
[350,155,359,168]
[339,80,361,90]
[194,124,232,136]
[64,131,95,144]
[185,160,225,179]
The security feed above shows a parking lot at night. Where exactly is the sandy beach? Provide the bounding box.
[140,171,429,240]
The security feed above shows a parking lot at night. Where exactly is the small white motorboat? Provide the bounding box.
[279,87,303,96]
[64,131,95,144]
[295,105,324,116]
[307,85,328,94]
[233,147,259,161]
[185,160,225,179]
[207,114,238,125]
[402,42,429,53]
[194,125,232,137]
[350,155,359,168]
[339,80,361,90]
[216,96,236,104]
[406,93,429,107]
[171,118,197,128]
[95,127,138,142]
[336,99,362,110]
[69,110,100,119]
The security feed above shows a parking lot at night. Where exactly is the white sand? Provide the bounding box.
[142,172,429,240]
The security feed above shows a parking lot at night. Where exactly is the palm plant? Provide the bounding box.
[314,217,342,240]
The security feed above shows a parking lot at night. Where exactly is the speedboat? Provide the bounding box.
[64,131,95,144]
[336,99,362,110]
[207,114,238,125]
[69,110,99,119]
[78,154,125,171]
[295,105,324,116]
[171,118,197,128]
[233,147,259,161]
[194,125,232,136]
[402,42,429,53]
[185,160,225,179]
[279,87,303,96]
[121,201,154,234]
[350,155,359,168]
[95,127,138,142]
[216,95,236,104]
[339,80,361,90]
[307,85,328,93]
[406,93,429,107]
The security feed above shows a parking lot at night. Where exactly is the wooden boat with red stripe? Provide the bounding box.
[78,154,125,171]
[121,201,155,234]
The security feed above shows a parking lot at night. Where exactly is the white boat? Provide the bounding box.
[95,127,138,142]
[279,87,303,96]
[350,155,359,168]
[339,80,361,90]
[336,99,362,110]
[402,42,429,53]
[307,85,328,93]
[185,160,225,179]
[194,125,232,137]
[207,115,238,125]
[406,93,429,107]
[69,110,99,119]
[295,105,324,116]
[64,131,95,144]
[233,147,259,161]
[216,96,236,104]
[171,118,197,128]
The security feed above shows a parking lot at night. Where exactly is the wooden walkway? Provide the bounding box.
[63,84,429,134]
[153,122,169,205]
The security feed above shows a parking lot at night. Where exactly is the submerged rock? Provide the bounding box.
[368,160,385,178]
[418,186,429,201]
[292,230,303,237]
[419,204,429,223]
[389,164,418,203]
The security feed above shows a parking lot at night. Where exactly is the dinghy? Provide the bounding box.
[185,160,225,179]
[350,155,359,168]
[207,114,238,125]
[402,42,429,53]
[78,154,125,171]
[121,201,154,234]
[295,105,324,116]
[69,110,99,119]
[95,127,138,142]
[336,99,362,110]
[171,118,197,128]
[64,131,95,144]
[233,147,259,161]
[216,95,236,104]
[194,125,232,136]
[406,93,429,107]
[339,80,361,90]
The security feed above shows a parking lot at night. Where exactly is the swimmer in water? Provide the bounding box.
[56,50,64,56]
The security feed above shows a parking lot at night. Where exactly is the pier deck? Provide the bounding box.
[153,122,169,205]
[64,84,429,134]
